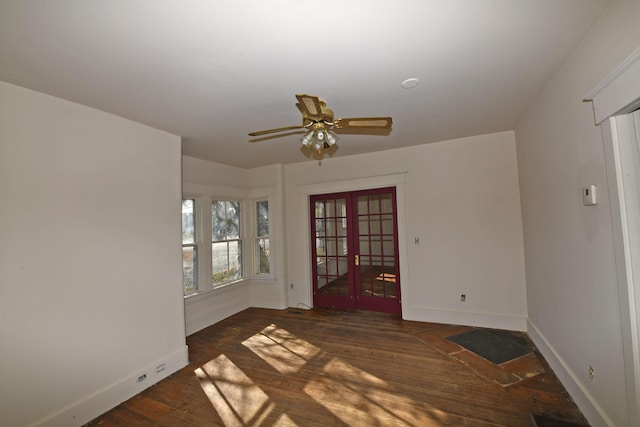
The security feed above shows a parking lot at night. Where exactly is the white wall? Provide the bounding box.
[284,131,527,331]
[515,1,640,425]
[0,81,187,427]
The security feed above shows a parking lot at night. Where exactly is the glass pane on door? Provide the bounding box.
[314,198,349,296]
[357,193,398,300]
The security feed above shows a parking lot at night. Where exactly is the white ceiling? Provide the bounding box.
[0,0,612,169]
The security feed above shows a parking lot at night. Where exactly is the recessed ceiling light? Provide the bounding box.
[401,78,420,89]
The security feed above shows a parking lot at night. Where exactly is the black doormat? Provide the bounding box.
[447,329,533,365]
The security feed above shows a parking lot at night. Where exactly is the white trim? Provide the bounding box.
[588,44,640,426]
[295,172,407,195]
[34,346,189,427]
[182,194,202,297]
[584,47,640,124]
[527,320,611,427]
[250,197,275,279]
[603,117,640,427]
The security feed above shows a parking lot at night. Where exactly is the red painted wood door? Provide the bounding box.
[311,187,401,314]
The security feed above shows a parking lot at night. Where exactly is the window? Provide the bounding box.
[255,199,270,275]
[182,198,198,294]
[182,192,272,296]
[211,200,242,286]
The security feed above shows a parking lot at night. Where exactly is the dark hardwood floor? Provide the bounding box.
[86,308,588,426]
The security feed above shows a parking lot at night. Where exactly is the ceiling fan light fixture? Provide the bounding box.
[300,128,338,150]
[326,131,338,146]
[254,94,391,158]
[300,131,313,147]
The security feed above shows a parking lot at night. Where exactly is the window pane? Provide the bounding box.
[228,240,242,280]
[325,199,335,217]
[257,200,269,237]
[212,240,242,285]
[316,237,326,256]
[369,195,381,214]
[381,214,394,234]
[369,217,381,234]
[325,218,338,237]
[315,201,325,218]
[212,200,241,240]
[257,238,270,274]
[183,246,197,293]
[380,193,393,214]
[359,218,369,235]
[370,237,382,255]
[182,199,195,244]
[358,196,369,214]
[212,200,226,240]
[226,201,240,239]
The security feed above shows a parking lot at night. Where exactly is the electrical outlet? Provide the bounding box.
[137,373,147,383]
[156,363,166,374]
[460,294,466,302]
[588,365,595,381]
[290,283,293,289]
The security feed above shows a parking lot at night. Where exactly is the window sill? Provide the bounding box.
[250,275,275,281]
[184,278,249,304]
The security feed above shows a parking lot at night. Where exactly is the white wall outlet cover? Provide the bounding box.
[582,185,598,206]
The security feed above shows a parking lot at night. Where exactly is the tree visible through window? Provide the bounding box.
[212,200,242,286]
[256,200,270,275]
[182,198,197,294]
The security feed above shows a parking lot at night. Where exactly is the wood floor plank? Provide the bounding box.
[86,308,588,427]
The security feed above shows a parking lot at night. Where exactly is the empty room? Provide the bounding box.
[1,1,639,426]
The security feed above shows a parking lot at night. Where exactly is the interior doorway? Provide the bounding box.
[608,109,640,420]
[310,187,401,314]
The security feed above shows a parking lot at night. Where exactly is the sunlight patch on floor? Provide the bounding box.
[195,325,451,426]
[195,354,295,426]
[273,412,298,426]
[303,357,444,426]
[242,324,320,374]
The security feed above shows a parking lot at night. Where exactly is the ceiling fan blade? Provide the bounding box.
[333,117,393,129]
[248,125,305,137]
[295,94,324,120]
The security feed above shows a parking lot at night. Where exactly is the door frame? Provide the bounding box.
[588,47,640,426]
[310,187,402,314]
[289,173,408,316]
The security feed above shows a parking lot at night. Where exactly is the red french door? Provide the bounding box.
[311,187,401,315]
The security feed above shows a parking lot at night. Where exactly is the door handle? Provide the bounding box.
[355,255,359,266]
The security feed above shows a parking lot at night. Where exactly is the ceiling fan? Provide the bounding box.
[248,94,393,152]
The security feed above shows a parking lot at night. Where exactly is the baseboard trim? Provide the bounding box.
[527,320,612,427]
[402,306,527,331]
[34,345,189,427]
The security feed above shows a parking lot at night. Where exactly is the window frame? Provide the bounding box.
[211,198,245,289]
[182,188,276,299]
[182,196,201,296]
[253,198,273,278]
